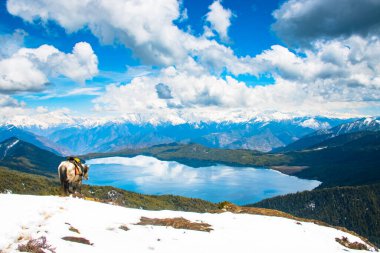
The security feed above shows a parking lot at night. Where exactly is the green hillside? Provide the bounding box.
[288,131,380,187]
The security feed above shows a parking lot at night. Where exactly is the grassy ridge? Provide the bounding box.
[0,166,217,212]
[83,143,290,167]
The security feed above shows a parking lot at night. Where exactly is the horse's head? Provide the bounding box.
[82,164,90,180]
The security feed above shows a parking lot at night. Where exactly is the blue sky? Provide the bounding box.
[0,0,379,126]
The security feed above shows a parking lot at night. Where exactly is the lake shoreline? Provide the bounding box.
[86,156,320,205]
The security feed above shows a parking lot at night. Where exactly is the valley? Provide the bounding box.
[0,117,379,247]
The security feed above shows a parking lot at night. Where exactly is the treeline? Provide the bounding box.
[249,184,380,247]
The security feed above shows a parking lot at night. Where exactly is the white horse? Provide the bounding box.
[58,161,90,194]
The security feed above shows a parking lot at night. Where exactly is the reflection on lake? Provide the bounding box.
[86,156,320,205]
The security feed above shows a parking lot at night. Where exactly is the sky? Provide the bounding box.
[0,0,380,126]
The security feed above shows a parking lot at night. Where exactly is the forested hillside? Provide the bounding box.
[250,184,380,247]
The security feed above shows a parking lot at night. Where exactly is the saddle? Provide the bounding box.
[67,157,84,176]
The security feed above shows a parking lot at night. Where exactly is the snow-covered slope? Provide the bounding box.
[0,194,375,253]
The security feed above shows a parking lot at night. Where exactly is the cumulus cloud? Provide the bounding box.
[7,0,187,66]
[272,0,380,46]
[0,29,26,59]
[205,0,233,41]
[6,0,243,73]
[93,66,380,122]
[155,83,173,99]
[0,94,23,107]
[0,56,48,92]
[6,0,380,122]
[251,36,380,92]
[0,42,98,93]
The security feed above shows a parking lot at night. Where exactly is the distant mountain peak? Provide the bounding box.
[0,125,70,156]
[279,117,380,152]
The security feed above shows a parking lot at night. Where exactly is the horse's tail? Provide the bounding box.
[58,163,67,185]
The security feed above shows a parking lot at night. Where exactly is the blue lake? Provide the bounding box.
[86,156,320,205]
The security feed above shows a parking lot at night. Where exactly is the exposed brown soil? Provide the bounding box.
[61,236,93,245]
[336,236,369,251]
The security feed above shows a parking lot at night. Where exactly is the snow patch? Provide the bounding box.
[1,139,19,159]
[312,146,327,151]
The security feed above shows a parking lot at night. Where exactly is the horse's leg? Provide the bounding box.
[72,182,77,194]
[68,182,74,194]
[78,181,82,194]
[64,181,70,194]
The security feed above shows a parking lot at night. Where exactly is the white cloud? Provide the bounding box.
[5,0,380,122]
[7,0,187,66]
[6,0,243,74]
[205,1,233,41]
[259,36,380,90]
[0,42,98,93]
[93,66,380,123]
[37,87,103,100]
[0,56,48,92]
[0,95,24,107]
[300,118,330,130]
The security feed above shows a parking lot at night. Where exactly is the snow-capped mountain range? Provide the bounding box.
[2,116,379,155]
[29,117,350,154]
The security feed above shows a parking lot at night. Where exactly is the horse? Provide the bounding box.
[58,161,90,194]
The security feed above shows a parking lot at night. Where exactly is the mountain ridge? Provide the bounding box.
[278,117,380,152]
[0,137,63,177]
[0,124,70,156]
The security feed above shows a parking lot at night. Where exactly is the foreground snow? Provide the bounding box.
[0,194,375,253]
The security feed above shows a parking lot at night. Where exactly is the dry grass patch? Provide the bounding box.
[62,236,93,245]
[119,225,130,231]
[137,217,213,232]
[69,226,80,234]
[18,236,56,253]
[336,236,369,251]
